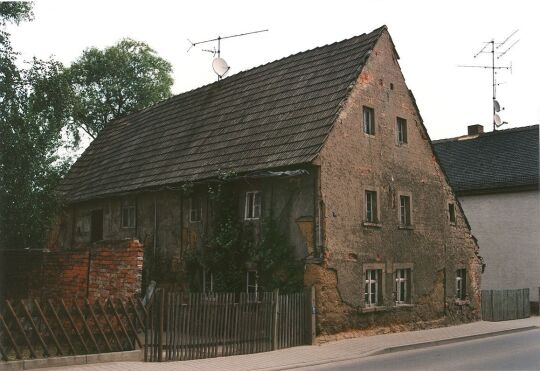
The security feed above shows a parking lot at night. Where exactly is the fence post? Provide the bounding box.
[272,289,279,350]
[158,289,165,362]
[307,286,316,345]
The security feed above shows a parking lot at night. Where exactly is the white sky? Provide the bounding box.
[7,0,540,141]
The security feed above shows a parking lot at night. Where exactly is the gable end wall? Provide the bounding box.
[306,31,481,334]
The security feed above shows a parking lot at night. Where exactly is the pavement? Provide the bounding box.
[47,316,539,371]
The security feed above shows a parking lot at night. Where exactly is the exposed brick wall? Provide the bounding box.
[2,239,143,301]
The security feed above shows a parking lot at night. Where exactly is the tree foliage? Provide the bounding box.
[68,39,173,139]
[1,3,71,249]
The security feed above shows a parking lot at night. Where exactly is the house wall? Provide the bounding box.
[459,190,540,302]
[53,173,316,289]
[306,30,481,334]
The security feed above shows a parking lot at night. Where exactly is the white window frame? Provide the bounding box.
[244,191,261,220]
[397,117,408,144]
[395,269,408,304]
[121,205,136,229]
[365,190,377,223]
[399,195,411,226]
[456,268,467,300]
[364,269,380,307]
[363,106,375,135]
[189,197,202,223]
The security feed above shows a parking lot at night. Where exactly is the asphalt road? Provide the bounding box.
[296,328,540,371]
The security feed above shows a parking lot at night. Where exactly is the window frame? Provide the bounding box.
[365,190,378,223]
[456,268,467,300]
[396,117,408,145]
[399,194,412,227]
[244,191,262,220]
[363,106,375,136]
[189,196,202,223]
[395,268,411,304]
[448,203,456,224]
[363,263,385,308]
[121,205,136,229]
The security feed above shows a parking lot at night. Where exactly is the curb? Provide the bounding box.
[255,326,538,371]
[0,350,142,371]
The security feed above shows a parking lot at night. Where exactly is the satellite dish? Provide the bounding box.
[212,57,230,78]
[493,99,501,112]
[494,113,502,127]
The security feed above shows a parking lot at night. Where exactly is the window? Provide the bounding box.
[448,203,456,224]
[363,106,375,135]
[190,197,202,222]
[245,191,261,220]
[456,269,467,300]
[90,209,103,242]
[397,117,408,144]
[395,269,410,304]
[365,190,378,223]
[399,195,411,226]
[121,205,136,228]
[364,269,382,307]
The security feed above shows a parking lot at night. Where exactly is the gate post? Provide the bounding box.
[272,289,279,350]
[306,286,316,345]
[158,289,165,362]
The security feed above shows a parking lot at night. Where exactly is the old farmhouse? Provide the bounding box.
[53,26,482,333]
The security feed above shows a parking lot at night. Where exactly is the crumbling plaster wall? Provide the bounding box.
[56,173,316,287]
[308,30,481,334]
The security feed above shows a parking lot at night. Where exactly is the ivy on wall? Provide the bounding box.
[185,175,304,293]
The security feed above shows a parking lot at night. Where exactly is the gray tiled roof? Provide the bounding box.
[433,125,539,193]
[60,26,387,202]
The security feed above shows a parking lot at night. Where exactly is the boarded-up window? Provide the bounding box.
[121,205,136,228]
[90,209,103,242]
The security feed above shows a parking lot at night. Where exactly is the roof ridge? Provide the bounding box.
[433,124,539,143]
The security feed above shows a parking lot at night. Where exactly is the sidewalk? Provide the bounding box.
[49,317,539,371]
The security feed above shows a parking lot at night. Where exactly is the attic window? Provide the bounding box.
[363,106,375,135]
[245,191,261,220]
[190,197,202,223]
[397,117,408,144]
[448,203,456,224]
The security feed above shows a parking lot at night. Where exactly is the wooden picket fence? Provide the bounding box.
[145,288,315,362]
[481,288,530,321]
[0,297,146,362]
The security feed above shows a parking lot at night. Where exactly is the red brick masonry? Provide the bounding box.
[2,239,143,301]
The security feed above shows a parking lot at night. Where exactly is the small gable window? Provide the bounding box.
[456,268,467,300]
[448,203,456,224]
[397,117,408,144]
[363,106,375,135]
[245,191,261,220]
[121,205,136,229]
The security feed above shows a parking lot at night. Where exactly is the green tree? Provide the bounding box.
[68,39,174,139]
[1,2,71,249]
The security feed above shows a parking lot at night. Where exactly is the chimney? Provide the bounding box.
[468,124,484,136]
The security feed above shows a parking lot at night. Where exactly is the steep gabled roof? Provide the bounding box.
[60,26,387,202]
[433,125,539,194]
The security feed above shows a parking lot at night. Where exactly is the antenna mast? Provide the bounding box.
[458,30,519,131]
[187,29,269,81]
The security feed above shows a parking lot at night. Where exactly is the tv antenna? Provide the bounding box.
[458,29,519,131]
[187,29,268,80]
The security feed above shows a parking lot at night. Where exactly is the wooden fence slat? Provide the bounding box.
[96,299,122,352]
[108,298,134,350]
[47,300,76,355]
[60,299,89,354]
[74,300,100,353]
[6,300,38,358]
[119,299,142,349]
[85,300,112,353]
[0,313,22,359]
[33,300,63,356]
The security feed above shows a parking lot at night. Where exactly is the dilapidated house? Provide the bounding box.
[54,25,482,333]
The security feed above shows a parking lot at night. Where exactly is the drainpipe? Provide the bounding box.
[153,196,157,262]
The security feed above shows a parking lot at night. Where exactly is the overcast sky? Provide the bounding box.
[8,0,540,141]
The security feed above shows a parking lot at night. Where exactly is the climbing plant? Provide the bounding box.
[186,176,303,293]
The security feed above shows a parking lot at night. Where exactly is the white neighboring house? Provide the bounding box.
[434,124,540,309]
